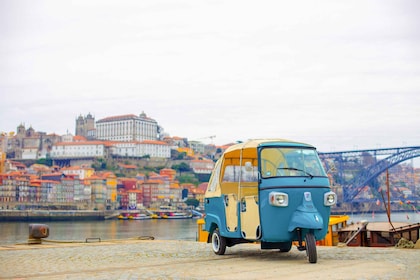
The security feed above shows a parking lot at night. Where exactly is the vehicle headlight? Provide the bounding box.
[324,191,337,206]
[269,192,288,207]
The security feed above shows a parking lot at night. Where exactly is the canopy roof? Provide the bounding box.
[222,138,314,160]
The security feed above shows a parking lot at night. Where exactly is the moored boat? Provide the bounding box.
[129,213,152,220]
[152,210,192,219]
[337,220,420,247]
[118,211,152,220]
[150,206,193,219]
[164,211,192,219]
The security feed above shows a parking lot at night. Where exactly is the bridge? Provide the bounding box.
[319,146,420,203]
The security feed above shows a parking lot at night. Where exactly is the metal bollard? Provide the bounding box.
[28,223,49,244]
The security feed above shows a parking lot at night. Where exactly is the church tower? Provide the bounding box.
[75,113,96,139]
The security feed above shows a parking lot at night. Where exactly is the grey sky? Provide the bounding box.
[1,0,419,155]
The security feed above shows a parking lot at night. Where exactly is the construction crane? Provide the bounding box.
[197,135,216,144]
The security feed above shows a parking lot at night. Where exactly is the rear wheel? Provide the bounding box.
[211,229,226,255]
[305,232,317,263]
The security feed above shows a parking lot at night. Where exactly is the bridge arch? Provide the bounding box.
[343,147,420,202]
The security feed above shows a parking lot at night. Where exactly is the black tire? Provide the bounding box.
[279,241,292,252]
[305,232,317,263]
[211,229,226,255]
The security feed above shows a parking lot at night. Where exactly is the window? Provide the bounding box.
[260,147,326,178]
[207,160,221,192]
[222,164,257,182]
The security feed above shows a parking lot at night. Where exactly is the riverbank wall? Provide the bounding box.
[0,210,116,221]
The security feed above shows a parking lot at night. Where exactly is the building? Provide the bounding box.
[2,124,61,160]
[111,140,171,159]
[61,165,95,179]
[75,113,96,140]
[189,159,215,182]
[50,141,106,159]
[96,112,160,142]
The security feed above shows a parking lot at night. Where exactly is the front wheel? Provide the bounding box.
[305,232,317,263]
[211,229,226,255]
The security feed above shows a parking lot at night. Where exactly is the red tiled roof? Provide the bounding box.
[140,140,168,145]
[118,163,137,169]
[73,135,87,141]
[54,141,105,146]
[96,114,138,123]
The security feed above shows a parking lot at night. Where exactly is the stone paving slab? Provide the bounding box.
[1,240,419,279]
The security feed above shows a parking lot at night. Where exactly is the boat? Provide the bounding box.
[118,214,128,220]
[336,168,420,247]
[129,213,152,220]
[337,220,420,247]
[118,211,152,220]
[152,210,192,219]
[164,211,193,219]
[317,215,350,246]
[150,206,193,219]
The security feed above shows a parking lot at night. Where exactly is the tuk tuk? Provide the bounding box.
[204,139,336,263]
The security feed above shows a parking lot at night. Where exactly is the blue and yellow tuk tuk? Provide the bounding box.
[204,139,336,263]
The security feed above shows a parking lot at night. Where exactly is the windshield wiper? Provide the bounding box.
[277,167,314,179]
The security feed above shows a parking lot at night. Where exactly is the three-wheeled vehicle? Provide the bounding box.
[204,139,336,263]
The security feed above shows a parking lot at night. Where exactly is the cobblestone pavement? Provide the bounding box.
[1,239,419,279]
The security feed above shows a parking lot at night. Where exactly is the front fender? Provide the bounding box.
[288,191,324,232]
[288,209,324,232]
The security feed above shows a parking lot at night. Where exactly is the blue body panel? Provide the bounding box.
[259,177,331,241]
[205,177,331,242]
[204,196,242,238]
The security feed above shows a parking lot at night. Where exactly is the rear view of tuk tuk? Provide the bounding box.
[204,139,337,263]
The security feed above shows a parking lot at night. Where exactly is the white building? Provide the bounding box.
[95,112,159,142]
[112,140,171,159]
[21,147,38,160]
[50,141,105,158]
[61,166,95,179]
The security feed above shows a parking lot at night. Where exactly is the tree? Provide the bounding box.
[172,162,191,174]
[178,174,199,185]
[36,158,52,167]
[185,198,199,208]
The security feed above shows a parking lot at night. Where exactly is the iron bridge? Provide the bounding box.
[318,146,420,202]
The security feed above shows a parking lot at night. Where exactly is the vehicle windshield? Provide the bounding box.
[260,147,326,178]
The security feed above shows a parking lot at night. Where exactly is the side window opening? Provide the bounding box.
[222,164,258,182]
[207,159,221,192]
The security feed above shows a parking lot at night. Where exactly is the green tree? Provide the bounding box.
[172,162,191,174]
[36,158,52,167]
[178,174,199,185]
[185,198,199,208]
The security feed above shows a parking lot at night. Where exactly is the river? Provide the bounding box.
[0,218,200,245]
[1,212,419,246]
[344,211,420,224]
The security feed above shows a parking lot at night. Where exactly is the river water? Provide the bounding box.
[1,212,419,246]
[0,219,200,245]
[344,211,420,224]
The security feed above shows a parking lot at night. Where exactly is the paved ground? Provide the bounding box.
[1,239,419,280]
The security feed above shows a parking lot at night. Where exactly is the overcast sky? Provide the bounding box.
[1,0,419,155]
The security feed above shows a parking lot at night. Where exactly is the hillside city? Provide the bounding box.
[0,112,228,212]
[0,112,419,214]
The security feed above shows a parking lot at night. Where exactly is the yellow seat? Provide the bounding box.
[240,195,260,240]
